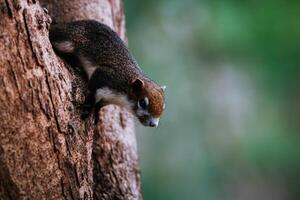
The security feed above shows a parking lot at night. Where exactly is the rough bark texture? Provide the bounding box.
[0,0,142,199]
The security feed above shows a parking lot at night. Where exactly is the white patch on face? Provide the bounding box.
[95,87,134,110]
[53,41,75,53]
[79,57,97,79]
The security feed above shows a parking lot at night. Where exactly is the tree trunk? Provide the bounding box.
[0,0,142,199]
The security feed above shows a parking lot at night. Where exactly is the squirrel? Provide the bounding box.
[49,20,165,127]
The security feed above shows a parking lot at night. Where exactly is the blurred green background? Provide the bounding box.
[125,0,300,200]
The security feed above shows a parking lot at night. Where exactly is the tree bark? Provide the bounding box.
[0,0,142,199]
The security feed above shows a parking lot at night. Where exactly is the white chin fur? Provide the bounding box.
[150,117,160,127]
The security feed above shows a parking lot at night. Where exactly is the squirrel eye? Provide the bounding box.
[138,97,149,109]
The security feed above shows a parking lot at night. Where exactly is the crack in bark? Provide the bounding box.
[56,81,64,101]
[4,0,13,18]
[23,8,39,65]
[60,178,68,200]
[29,83,38,118]
[45,72,64,133]
[65,137,72,157]
[47,127,58,153]
[37,80,51,119]
[0,78,10,101]
[74,163,81,187]
[8,60,22,98]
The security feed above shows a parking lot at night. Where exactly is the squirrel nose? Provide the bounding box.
[149,118,159,127]
[149,121,156,127]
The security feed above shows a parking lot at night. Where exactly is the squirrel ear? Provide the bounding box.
[132,78,144,94]
[161,85,166,91]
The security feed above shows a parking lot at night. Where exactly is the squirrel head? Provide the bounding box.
[130,78,165,127]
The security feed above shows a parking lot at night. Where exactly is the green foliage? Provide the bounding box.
[125,0,300,199]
